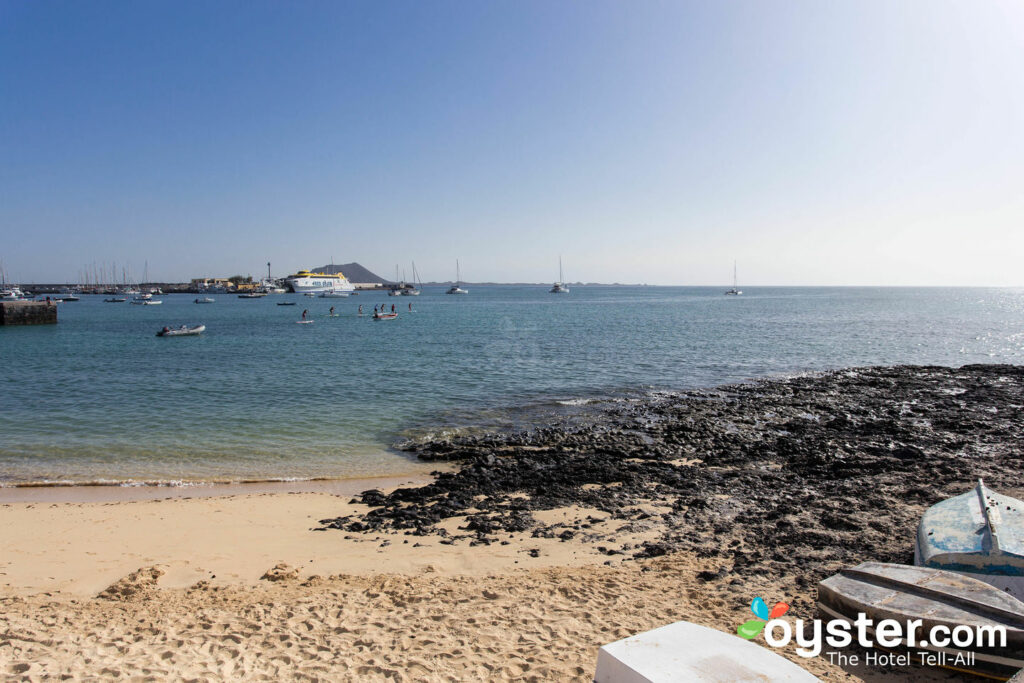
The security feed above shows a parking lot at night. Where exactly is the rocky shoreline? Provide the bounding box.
[321,364,1024,587]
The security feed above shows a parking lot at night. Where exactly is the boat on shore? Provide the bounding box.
[915,479,1024,600]
[818,561,1024,679]
[156,324,205,337]
[595,620,818,682]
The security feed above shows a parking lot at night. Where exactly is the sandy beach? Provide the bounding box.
[1,489,941,682]
[4,365,1019,681]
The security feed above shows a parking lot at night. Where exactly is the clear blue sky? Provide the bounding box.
[2,1,1022,285]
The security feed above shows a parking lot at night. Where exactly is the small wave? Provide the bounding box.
[0,476,339,489]
[555,398,598,406]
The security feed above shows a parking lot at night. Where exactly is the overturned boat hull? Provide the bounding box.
[818,562,1024,680]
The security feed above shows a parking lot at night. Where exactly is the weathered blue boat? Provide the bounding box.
[916,479,1024,600]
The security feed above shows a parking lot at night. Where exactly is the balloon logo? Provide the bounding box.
[736,597,790,640]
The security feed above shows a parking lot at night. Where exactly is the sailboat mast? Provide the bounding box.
[733,261,737,289]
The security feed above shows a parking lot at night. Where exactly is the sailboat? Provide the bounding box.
[401,262,421,296]
[549,257,569,294]
[446,260,468,294]
[388,265,404,296]
[725,261,742,295]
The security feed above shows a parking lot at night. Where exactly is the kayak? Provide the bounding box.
[156,324,205,337]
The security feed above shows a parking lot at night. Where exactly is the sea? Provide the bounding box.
[1,286,1022,487]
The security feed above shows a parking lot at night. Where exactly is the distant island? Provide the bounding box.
[314,263,644,288]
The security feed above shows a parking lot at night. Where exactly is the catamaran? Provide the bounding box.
[549,257,569,294]
[446,260,468,294]
[725,261,742,295]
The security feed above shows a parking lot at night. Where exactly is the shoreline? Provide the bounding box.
[0,471,445,504]
[2,363,1019,680]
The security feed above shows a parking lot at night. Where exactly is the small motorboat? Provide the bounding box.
[156,324,205,337]
[238,292,266,299]
[104,297,127,303]
[373,312,398,320]
[915,479,1024,600]
[594,620,818,683]
[818,561,1024,679]
[132,299,162,305]
[277,302,296,306]
[194,297,215,304]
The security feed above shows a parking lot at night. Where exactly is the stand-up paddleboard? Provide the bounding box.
[296,320,314,324]
[594,620,818,682]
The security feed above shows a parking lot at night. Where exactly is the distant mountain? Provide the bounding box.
[313,263,390,284]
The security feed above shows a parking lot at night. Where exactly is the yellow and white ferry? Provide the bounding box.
[285,269,356,295]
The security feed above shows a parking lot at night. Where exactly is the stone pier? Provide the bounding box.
[0,301,58,325]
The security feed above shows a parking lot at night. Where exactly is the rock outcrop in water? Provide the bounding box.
[320,365,1024,583]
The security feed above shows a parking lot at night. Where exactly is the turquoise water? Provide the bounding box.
[2,287,1023,485]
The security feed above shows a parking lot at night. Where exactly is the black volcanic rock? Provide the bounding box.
[318,365,1024,584]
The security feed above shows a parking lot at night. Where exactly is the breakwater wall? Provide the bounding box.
[0,301,57,325]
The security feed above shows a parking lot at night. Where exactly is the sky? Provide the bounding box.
[1,1,1022,286]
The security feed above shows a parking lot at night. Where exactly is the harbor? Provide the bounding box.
[3,0,1023,679]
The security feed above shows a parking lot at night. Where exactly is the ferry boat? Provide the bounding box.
[285,269,356,295]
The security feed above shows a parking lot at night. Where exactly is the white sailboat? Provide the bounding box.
[401,262,421,296]
[446,260,468,294]
[388,265,404,296]
[725,261,742,295]
[549,257,569,294]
